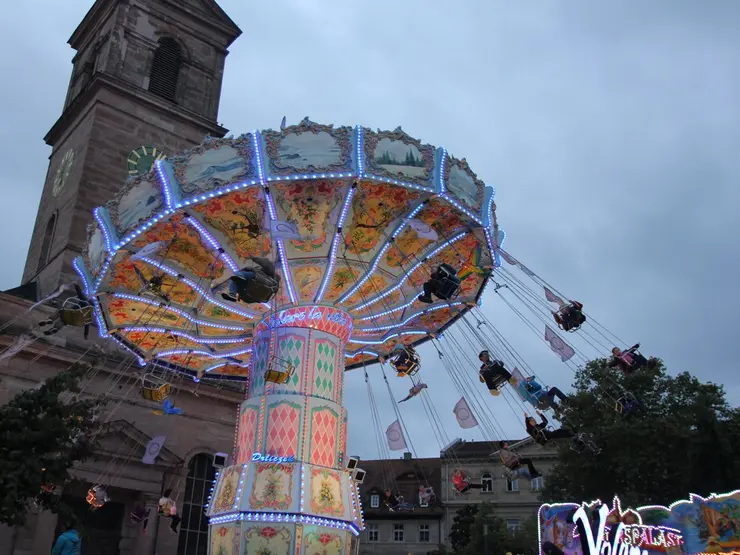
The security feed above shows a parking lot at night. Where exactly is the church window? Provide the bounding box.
[149,37,183,102]
[37,212,57,271]
[177,453,216,555]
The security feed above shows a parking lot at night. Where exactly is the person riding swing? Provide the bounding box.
[553,301,586,332]
[211,256,280,304]
[418,263,461,304]
[478,350,512,394]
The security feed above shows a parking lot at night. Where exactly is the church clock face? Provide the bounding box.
[127,145,166,177]
[52,149,75,197]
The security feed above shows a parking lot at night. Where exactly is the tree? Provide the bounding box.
[449,504,478,552]
[450,504,538,555]
[0,363,103,526]
[540,357,739,507]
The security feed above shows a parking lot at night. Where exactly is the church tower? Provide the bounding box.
[21,0,241,297]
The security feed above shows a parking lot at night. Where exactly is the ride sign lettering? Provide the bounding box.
[251,452,295,464]
[573,505,683,555]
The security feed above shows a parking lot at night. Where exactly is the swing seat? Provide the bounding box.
[265,357,295,384]
[40,483,55,493]
[60,305,93,327]
[86,485,108,509]
[615,394,638,414]
[391,353,421,377]
[233,272,279,304]
[435,276,461,300]
[141,374,171,402]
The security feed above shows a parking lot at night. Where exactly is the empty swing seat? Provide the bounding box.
[59,297,93,327]
[435,264,462,300]
[265,357,295,384]
[141,375,171,402]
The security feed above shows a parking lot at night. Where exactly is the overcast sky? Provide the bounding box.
[1,1,738,460]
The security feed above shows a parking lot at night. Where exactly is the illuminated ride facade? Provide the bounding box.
[539,490,740,555]
[76,121,502,554]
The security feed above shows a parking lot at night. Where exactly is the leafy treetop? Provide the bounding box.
[540,357,740,507]
[0,363,104,526]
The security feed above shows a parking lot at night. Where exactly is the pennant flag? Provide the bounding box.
[0,335,35,363]
[130,241,165,262]
[142,435,167,465]
[407,219,439,241]
[544,325,576,362]
[385,420,408,451]
[499,251,518,265]
[518,263,536,277]
[544,287,567,308]
[270,220,302,240]
[453,397,479,429]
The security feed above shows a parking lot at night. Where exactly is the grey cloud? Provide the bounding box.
[1,0,737,459]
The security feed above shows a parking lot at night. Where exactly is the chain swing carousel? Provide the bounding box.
[75,120,502,555]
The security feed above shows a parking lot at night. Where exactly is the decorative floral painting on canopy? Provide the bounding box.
[243,525,293,555]
[249,462,295,511]
[210,524,239,555]
[211,465,242,514]
[309,468,344,518]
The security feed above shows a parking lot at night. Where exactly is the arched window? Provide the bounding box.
[149,37,182,102]
[177,453,216,555]
[37,212,57,271]
[481,472,493,493]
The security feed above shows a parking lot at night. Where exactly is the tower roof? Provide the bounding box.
[69,0,242,51]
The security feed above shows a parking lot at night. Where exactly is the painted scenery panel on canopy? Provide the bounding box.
[264,123,352,175]
[323,264,361,303]
[110,176,163,234]
[103,297,189,330]
[131,214,227,279]
[271,180,344,254]
[103,256,142,293]
[344,182,422,255]
[444,156,485,211]
[243,525,293,555]
[291,263,324,303]
[365,128,435,186]
[191,187,271,262]
[85,224,107,279]
[248,462,295,511]
[265,400,302,458]
[172,136,254,195]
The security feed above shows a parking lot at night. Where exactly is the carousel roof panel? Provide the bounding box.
[79,120,503,381]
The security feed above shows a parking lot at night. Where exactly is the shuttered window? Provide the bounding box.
[149,37,182,102]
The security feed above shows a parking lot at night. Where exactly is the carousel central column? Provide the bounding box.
[206,306,363,555]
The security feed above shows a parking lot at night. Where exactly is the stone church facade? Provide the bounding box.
[0,1,244,554]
